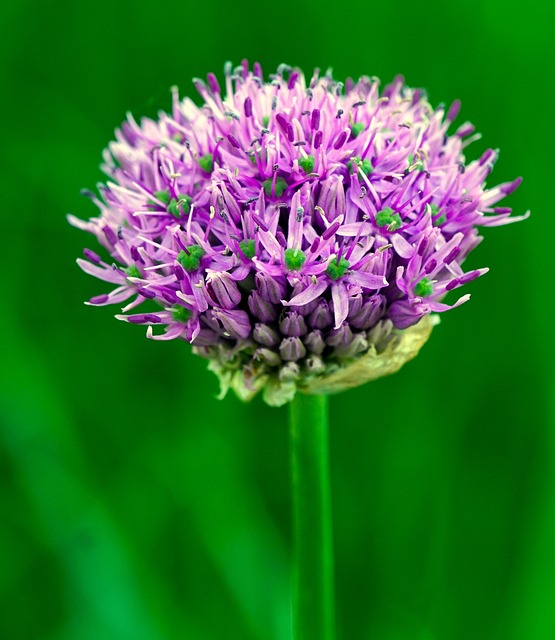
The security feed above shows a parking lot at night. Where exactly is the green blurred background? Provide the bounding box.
[1,0,554,638]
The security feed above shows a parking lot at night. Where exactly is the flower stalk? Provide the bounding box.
[290,393,335,640]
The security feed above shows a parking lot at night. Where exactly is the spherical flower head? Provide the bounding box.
[69,61,528,406]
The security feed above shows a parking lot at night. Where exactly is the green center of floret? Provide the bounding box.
[172,305,191,323]
[168,195,192,218]
[124,264,142,279]
[414,277,434,297]
[326,256,350,280]
[299,155,315,175]
[284,248,306,271]
[239,239,256,259]
[147,189,170,209]
[177,245,205,271]
[262,115,270,127]
[263,176,288,198]
[154,189,171,204]
[430,203,446,226]
[350,122,365,138]
[198,153,214,174]
[347,156,373,176]
[375,207,402,230]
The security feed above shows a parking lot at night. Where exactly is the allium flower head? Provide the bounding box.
[70,61,527,405]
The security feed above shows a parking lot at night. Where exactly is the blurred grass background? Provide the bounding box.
[1,0,554,638]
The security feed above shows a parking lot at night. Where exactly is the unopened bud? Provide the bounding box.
[279,337,307,362]
[253,323,280,347]
[280,311,308,337]
[303,330,326,355]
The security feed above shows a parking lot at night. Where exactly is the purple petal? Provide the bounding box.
[77,259,125,284]
[284,279,328,307]
[347,271,388,290]
[331,281,349,329]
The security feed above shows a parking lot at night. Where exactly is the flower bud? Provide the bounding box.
[253,323,280,347]
[248,291,278,322]
[210,309,251,339]
[308,300,333,330]
[279,311,308,337]
[279,337,307,362]
[255,273,287,304]
[254,348,282,367]
[334,333,368,358]
[326,322,353,348]
[389,300,426,330]
[303,330,326,355]
[305,355,326,375]
[279,362,300,382]
[349,294,386,330]
[191,328,222,347]
[207,273,241,310]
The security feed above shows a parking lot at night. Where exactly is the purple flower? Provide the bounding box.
[70,62,527,405]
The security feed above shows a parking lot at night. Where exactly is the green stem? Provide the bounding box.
[290,393,335,640]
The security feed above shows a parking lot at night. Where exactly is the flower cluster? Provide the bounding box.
[70,62,527,405]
